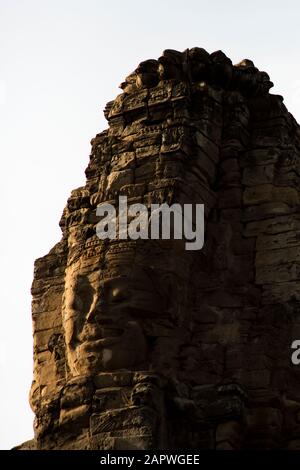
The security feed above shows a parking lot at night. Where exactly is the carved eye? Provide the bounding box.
[67,275,94,313]
[110,287,127,303]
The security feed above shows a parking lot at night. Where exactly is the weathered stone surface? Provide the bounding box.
[19,47,300,450]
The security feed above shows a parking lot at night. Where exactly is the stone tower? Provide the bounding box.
[24,48,300,449]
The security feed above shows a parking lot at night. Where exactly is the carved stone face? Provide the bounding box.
[62,242,189,377]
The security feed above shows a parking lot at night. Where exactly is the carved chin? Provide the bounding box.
[74,346,115,374]
[68,340,146,376]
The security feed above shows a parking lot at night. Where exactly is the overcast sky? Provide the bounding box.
[1,0,300,449]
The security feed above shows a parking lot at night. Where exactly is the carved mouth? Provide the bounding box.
[81,325,124,341]
[80,326,125,350]
[82,336,121,351]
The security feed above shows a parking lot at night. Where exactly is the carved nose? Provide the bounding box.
[86,294,105,323]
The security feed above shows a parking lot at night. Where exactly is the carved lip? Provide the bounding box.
[83,337,121,350]
[81,326,125,350]
[82,326,124,341]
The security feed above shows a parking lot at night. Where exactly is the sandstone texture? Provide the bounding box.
[25,48,300,449]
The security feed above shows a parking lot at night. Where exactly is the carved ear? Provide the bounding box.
[147,269,182,321]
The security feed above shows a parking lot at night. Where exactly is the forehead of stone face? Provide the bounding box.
[104,240,190,280]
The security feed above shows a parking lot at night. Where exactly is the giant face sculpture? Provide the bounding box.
[62,240,191,377]
[63,263,146,375]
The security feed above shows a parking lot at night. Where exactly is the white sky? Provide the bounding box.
[0,0,300,450]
